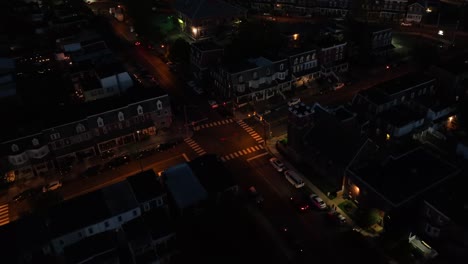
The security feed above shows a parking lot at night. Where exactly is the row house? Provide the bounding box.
[317,38,348,81]
[211,56,291,106]
[174,0,246,41]
[190,41,224,82]
[48,181,141,254]
[285,48,320,88]
[380,0,408,22]
[315,0,351,17]
[405,1,425,23]
[0,94,172,180]
[352,72,436,116]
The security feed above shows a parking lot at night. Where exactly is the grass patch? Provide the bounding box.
[338,200,358,219]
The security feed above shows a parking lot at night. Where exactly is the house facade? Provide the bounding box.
[288,49,320,88]
[317,40,348,81]
[211,56,291,106]
[190,41,224,81]
[406,2,425,23]
[1,95,172,180]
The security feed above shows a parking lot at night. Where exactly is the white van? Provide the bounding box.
[284,170,305,188]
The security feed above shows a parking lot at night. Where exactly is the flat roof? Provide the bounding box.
[378,105,424,127]
[350,147,458,206]
[188,154,236,195]
[373,72,435,96]
[164,163,208,209]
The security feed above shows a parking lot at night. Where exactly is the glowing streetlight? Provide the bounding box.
[293,33,299,41]
[438,30,444,36]
[192,27,198,35]
[426,8,432,13]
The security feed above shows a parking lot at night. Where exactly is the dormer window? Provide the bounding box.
[11,144,19,152]
[238,75,243,83]
[156,100,163,110]
[300,56,304,63]
[266,68,271,75]
[32,138,39,147]
[137,105,143,115]
[253,71,258,79]
[306,55,310,61]
[97,117,104,127]
[118,112,125,121]
[280,64,284,71]
[294,58,298,65]
[76,123,85,133]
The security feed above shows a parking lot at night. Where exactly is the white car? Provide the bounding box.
[287,98,301,106]
[269,157,285,172]
[42,181,62,193]
[309,194,326,210]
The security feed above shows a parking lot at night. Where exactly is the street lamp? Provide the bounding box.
[438,30,444,36]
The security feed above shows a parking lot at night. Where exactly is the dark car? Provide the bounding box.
[327,210,347,225]
[101,150,115,160]
[106,154,131,170]
[81,164,102,178]
[289,196,309,212]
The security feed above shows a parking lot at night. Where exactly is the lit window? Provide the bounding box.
[97,117,104,127]
[157,100,163,110]
[137,105,143,115]
[118,112,125,121]
[76,123,86,133]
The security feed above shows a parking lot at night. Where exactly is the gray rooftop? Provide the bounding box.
[350,146,458,207]
[164,163,208,210]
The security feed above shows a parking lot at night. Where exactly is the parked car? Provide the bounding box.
[42,181,62,193]
[309,193,327,210]
[332,82,345,90]
[208,100,218,109]
[289,196,309,212]
[80,164,102,178]
[269,157,285,172]
[137,148,156,159]
[101,150,115,160]
[248,186,264,205]
[287,97,301,106]
[327,211,346,225]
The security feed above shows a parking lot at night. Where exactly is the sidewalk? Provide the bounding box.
[264,134,378,238]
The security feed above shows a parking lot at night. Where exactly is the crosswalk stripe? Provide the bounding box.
[245,127,253,131]
[229,153,235,159]
[253,136,262,140]
[249,147,256,152]
[246,148,252,153]
[0,204,7,209]
[257,140,265,143]
[259,145,264,149]
[199,151,207,156]
[234,152,239,157]
[226,155,232,160]
[0,207,7,213]
[242,150,248,154]
[254,146,260,150]
[221,157,226,162]
[237,151,244,156]
[193,146,203,151]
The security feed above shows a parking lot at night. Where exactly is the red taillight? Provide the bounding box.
[386,65,390,69]
[135,41,141,46]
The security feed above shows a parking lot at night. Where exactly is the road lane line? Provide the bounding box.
[246,152,269,161]
[234,152,239,157]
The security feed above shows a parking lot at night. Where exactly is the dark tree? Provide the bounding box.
[169,38,190,62]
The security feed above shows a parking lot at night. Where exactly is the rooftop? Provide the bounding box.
[288,102,315,118]
[127,170,165,204]
[378,105,425,127]
[47,181,138,237]
[349,146,459,207]
[164,163,208,210]
[248,57,273,67]
[192,41,223,52]
[224,59,257,73]
[434,53,468,75]
[188,154,236,195]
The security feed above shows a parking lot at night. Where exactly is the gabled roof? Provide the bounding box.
[174,0,245,20]
[164,163,208,209]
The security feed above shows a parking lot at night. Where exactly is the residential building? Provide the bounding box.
[0,94,172,180]
[287,103,363,190]
[375,104,426,137]
[417,175,468,263]
[123,209,177,264]
[352,72,436,116]
[127,170,167,213]
[351,22,394,63]
[188,154,239,204]
[430,53,468,99]
[249,0,274,12]
[190,41,224,82]
[315,0,351,17]
[284,47,320,88]
[0,57,16,99]
[405,1,425,23]
[163,163,209,215]
[380,0,408,22]
[344,140,459,213]
[316,37,348,82]
[63,232,120,264]
[174,0,246,41]
[47,181,141,254]
[211,56,290,106]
